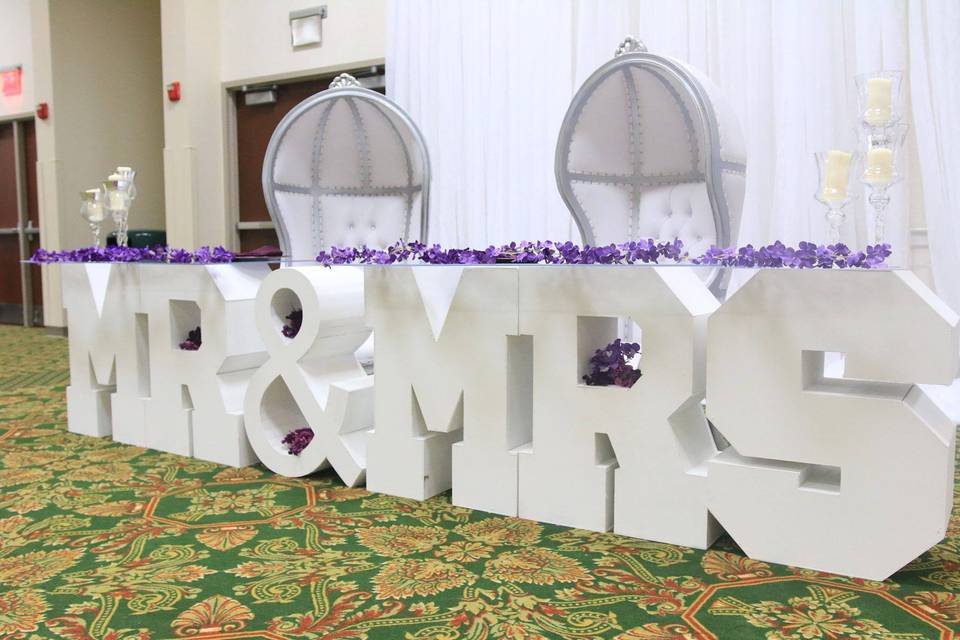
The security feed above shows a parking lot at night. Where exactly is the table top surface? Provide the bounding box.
[40,259,904,271]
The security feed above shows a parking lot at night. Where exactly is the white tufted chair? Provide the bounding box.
[262,73,431,261]
[555,37,747,279]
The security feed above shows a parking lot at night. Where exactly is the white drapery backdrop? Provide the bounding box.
[387,0,960,309]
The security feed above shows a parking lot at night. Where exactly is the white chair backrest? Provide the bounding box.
[555,37,746,259]
[262,73,430,260]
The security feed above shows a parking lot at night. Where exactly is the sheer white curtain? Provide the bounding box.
[908,0,960,314]
[387,0,959,301]
[387,0,578,247]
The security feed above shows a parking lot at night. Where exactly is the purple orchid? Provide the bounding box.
[583,338,642,388]
[179,326,201,351]
[282,309,302,339]
[282,427,314,455]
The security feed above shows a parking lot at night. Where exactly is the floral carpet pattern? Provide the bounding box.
[0,324,957,639]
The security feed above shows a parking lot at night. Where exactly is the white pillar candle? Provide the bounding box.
[865,77,893,126]
[108,190,127,210]
[821,150,852,202]
[863,148,894,185]
[86,203,104,223]
[81,189,105,222]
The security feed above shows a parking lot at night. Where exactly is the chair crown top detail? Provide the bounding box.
[330,73,362,89]
[615,36,648,57]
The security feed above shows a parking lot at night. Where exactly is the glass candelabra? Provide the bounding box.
[79,188,107,246]
[855,70,905,246]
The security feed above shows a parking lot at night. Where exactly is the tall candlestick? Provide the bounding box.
[821,150,852,202]
[864,77,893,126]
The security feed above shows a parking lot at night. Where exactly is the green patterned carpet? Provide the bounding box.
[0,324,957,639]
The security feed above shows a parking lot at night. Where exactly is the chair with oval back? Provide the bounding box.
[262,73,431,261]
[555,37,747,289]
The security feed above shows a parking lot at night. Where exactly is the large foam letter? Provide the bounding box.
[243,266,373,484]
[517,267,720,548]
[707,269,959,580]
[62,264,146,439]
[365,266,526,514]
[140,264,268,466]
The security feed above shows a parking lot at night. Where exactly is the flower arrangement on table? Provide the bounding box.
[30,239,892,269]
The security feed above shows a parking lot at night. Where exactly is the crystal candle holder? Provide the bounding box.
[814,150,860,245]
[79,188,107,246]
[856,71,903,146]
[103,167,136,247]
[859,123,907,245]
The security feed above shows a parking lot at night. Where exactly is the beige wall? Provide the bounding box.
[33,0,165,327]
[0,0,34,120]
[161,0,387,248]
[219,0,386,85]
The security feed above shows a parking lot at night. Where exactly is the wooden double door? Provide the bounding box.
[0,118,41,326]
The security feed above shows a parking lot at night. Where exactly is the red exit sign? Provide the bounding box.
[1,66,23,97]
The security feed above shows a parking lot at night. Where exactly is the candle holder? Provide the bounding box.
[859,123,906,245]
[80,188,107,246]
[855,71,903,146]
[103,167,136,247]
[814,151,860,245]
[116,166,138,200]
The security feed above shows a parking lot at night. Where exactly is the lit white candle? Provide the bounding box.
[821,150,852,202]
[864,77,893,126]
[863,148,894,185]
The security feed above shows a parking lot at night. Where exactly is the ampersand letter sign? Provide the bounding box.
[517,267,722,548]
[707,269,960,580]
[243,267,373,484]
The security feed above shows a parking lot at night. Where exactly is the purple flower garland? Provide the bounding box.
[30,245,235,264]
[30,239,893,270]
[316,239,892,269]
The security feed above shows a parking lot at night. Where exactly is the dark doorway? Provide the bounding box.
[0,118,41,325]
[233,69,384,253]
